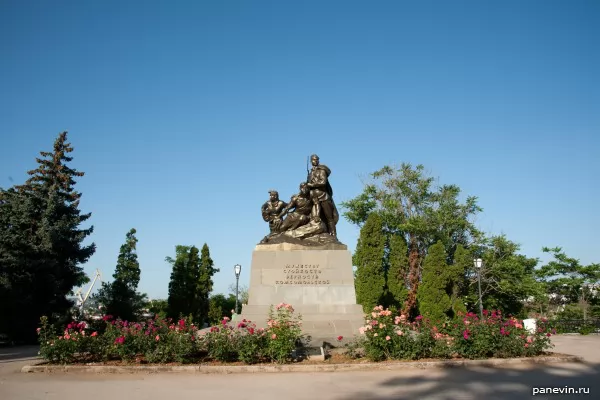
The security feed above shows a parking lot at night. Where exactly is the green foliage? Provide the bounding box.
[38,315,200,364]
[354,306,554,362]
[555,304,584,320]
[204,320,239,362]
[265,303,304,364]
[341,163,481,316]
[236,321,269,364]
[148,299,169,319]
[537,247,600,319]
[353,213,386,311]
[93,228,146,321]
[208,294,236,325]
[0,132,95,342]
[114,229,140,289]
[449,245,470,316]
[167,244,219,324]
[197,244,219,325]
[385,234,409,308]
[474,235,542,318]
[417,242,451,322]
[38,303,305,365]
[228,283,249,306]
[166,245,194,319]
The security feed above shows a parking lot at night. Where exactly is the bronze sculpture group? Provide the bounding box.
[260,154,340,245]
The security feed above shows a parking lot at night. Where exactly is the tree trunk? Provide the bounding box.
[402,234,420,317]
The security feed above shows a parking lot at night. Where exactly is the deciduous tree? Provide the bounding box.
[342,163,481,317]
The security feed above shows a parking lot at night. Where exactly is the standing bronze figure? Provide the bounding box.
[306,154,339,237]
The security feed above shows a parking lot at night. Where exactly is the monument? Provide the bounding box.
[240,154,365,346]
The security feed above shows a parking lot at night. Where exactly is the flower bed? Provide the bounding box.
[37,304,556,365]
[349,306,555,361]
[37,303,304,365]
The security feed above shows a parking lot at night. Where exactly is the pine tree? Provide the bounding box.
[197,244,218,325]
[353,213,386,312]
[417,241,451,321]
[0,132,95,341]
[386,234,409,308]
[94,228,145,321]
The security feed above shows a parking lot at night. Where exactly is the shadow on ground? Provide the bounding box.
[335,361,600,400]
[0,345,39,364]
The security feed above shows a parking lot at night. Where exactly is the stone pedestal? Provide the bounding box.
[239,242,365,346]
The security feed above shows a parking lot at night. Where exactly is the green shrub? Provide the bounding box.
[265,303,304,364]
[351,306,555,362]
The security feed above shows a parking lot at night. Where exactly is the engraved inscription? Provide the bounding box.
[275,264,329,285]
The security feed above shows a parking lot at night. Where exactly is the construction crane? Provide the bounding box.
[75,269,102,314]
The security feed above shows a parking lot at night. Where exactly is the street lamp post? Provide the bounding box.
[234,264,242,314]
[474,258,483,318]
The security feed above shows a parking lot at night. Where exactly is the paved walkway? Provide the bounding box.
[1,336,598,400]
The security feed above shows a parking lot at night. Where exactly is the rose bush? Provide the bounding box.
[349,306,555,361]
[37,303,304,365]
[265,303,304,363]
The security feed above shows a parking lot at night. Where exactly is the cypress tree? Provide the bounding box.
[114,229,140,289]
[353,213,386,312]
[197,244,218,325]
[167,245,192,319]
[386,234,409,309]
[449,244,470,317]
[94,228,145,321]
[417,241,451,321]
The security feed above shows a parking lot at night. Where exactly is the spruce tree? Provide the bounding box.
[0,188,46,340]
[386,234,409,308]
[197,244,218,325]
[0,132,94,340]
[417,241,451,321]
[353,213,386,312]
[23,132,95,292]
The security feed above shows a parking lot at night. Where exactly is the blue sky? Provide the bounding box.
[1,0,598,299]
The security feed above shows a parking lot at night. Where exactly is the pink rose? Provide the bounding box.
[271,334,277,339]
[155,335,160,341]
[91,331,98,337]
[385,336,391,341]
[396,330,403,336]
